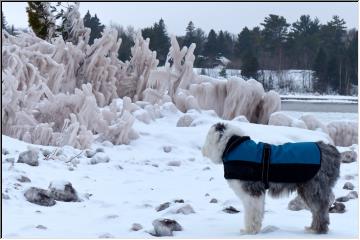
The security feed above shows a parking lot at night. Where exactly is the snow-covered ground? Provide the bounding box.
[2,108,358,238]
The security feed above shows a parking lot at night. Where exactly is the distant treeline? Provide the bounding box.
[2,4,357,95]
[137,15,357,95]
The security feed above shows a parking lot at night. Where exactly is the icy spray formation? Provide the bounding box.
[2,4,282,149]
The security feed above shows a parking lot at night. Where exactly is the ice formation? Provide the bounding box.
[1,5,287,149]
[269,112,357,147]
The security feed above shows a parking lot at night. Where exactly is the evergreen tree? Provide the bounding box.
[346,30,358,90]
[203,29,218,58]
[183,21,195,47]
[235,27,253,59]
[287,15,320,69]
[110,23,135,61]
[261,14,290,70]
[83,11,105,45]
[219,67,227,78]
[2,11,7,29]
[141,18,170,65]
[182,21,206,58]
[193,27,206,55]
[318,16,347,93]
[241,52,259,80]
[26,2,56,40]
[312,47,328,93]
[217,30,226,56]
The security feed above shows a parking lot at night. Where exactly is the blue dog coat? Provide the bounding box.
[222,136,321,188]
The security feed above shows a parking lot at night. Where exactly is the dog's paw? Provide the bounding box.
[240,229,259,235]
[304,226,316,233]
[305,226,329,234]
[260,225,279,233]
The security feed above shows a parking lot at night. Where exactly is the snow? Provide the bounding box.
[2,107,358,238]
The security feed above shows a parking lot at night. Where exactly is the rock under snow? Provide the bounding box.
[24,187,56,206]
[2,148,9,155]
[340,150,357,163]
[329,202,346,213]
[167,160,181,167]
[222,206,240,214]
[17,150,39,166]
[175,204,195,215]
[36,225,47,230]
[85,149,96,158]
[163,146,172,153]
[98,233,114,238]
[151,218,182,237]
[232,115,249,123]
[48,181,79,202]
[176,114,194,127]
[90,152,110,165]
[347,191,358,199]
[210,198,218,203]
[155,202,171,212]
[2,193,10,200]
[336,196,350,202]
[130,223,143,231]
[17,176,31,183]
[343,182,355,190]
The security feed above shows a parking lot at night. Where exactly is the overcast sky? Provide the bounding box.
[2,2,358,35]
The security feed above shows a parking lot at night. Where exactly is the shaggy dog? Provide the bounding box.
[202,122,340,234]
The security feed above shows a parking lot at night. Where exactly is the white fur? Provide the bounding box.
[228,180,265,234]
[202,123,264,234]
[202,122,246,164]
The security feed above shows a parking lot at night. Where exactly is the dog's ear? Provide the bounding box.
[214,122,227,139]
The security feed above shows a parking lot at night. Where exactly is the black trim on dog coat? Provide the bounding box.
[222,135,321,189]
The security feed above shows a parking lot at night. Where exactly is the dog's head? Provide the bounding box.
[202,122,246,164]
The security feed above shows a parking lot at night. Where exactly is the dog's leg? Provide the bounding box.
[298,187,330,234]
[228,180,265,234]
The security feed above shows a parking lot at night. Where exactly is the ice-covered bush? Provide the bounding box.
[327,121,358,147]
[269,112,357,147]
[2,4,282,149]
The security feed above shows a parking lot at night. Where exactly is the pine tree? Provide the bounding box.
[235,27,253,59]
[287,15,320,69]
[83,11,105,45]
[312,47,327,93]
[217,30,226,56]
[142,18,170,65]
[203,29,218,58]
[2,11,7,29]
[241,52,259,80]
[261,14,290,70]
[183,21,196,47]
[26,2,56,40]
[219,67,227,78]
[184,21,195,39]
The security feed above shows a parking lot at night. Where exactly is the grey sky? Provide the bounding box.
[2,2,358,35]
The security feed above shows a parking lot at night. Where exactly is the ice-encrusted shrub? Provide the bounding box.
[327,121,358,147]
[269,112,357,147]
[3,7,283,149]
